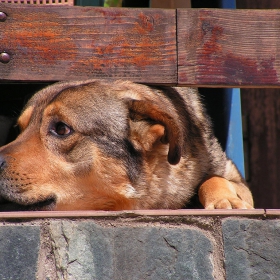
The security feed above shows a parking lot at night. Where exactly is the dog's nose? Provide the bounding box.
[0,155,6,170]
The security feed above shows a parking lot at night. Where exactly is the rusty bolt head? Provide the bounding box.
[0,12,7,22]
[0,52,11,63]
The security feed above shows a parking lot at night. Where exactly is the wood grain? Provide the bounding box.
[178,9,280,87]
[3,5,280,86]
[241,88,280,208]
[0,209,266,219]
[0,4,176,83]
[237,0,280,210]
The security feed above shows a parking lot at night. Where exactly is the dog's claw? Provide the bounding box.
[205,197,254,210]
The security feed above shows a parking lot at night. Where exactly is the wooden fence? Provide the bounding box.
[1,4,280,87]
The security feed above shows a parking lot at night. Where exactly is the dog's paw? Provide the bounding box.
[198,176,254,210]
[204,197,253,210]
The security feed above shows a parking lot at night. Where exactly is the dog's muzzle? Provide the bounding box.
[0,154,56,211]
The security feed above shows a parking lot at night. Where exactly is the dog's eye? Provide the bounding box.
[50,122,72,137]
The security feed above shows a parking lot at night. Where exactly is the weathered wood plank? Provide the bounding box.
[241,88,280,208]
[0,4,176,83]
[3,6,280,86]
[178,9,280,87]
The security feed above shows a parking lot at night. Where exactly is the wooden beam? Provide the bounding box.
[2,5,280,86]
[0,4,177,83]
[0,209,265,219]
[178,9,280,87]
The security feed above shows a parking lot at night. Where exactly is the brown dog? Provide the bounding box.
[0,80,253,211]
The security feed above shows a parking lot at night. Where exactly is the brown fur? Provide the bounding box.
[0,80,253,211]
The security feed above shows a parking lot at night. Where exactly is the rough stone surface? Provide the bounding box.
[50,221,214,280]
[0,225,41,280]
[222,219,280,280]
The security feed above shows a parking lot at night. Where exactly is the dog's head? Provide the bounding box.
[0,80,185,211]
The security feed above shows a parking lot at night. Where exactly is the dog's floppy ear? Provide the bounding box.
[17,105,34,131]
[127,99,183,165]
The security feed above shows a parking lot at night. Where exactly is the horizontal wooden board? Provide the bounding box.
[0,209,266,219]
[0,4,177,83]
[2,6,280,86]
[178,9,280,87]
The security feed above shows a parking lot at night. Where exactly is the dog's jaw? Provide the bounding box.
[0,195,56,211]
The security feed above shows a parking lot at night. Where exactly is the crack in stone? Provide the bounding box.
[163,237,179,252]
[68,258,78,265]
[234,246,271,262]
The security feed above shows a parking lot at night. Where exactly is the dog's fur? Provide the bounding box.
[0,80,253,211]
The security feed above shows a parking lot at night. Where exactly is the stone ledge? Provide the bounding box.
[0,212,279,280]
[50,221,215,280]
[222,219,280,280]
[0,225,41,280]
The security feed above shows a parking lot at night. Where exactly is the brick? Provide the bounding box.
[222,219,280,280]
[0,226,41,280]
[50,221,214,280]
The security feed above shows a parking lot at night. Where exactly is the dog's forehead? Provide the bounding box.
[19,81,100,125]
[27,80,150,112]
[53,83,127,117]
[42,82,131,135]
[56,82,118,104]
[20,80,153,130]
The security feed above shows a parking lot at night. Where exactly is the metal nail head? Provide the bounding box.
[0,52,11,63]
[0,12,7,22]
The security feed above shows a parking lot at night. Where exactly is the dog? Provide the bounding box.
[0,80,253,211]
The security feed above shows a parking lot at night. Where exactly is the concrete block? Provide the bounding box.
[50,221,214,280]
[222,219,280,280]
[0,226,41,280]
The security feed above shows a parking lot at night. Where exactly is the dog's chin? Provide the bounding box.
[0,197,56,211]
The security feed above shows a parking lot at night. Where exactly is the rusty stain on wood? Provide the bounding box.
[178,9,280,87]
[2,5,280,86]
[0,4,176,83]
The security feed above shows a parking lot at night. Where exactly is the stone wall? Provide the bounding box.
[0,210,279,280]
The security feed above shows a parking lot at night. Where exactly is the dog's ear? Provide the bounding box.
[127,99,183,165]
[17,105,34,131]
